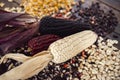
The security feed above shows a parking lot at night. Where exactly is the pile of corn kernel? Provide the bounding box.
[79,37,120,80]
[21,0,74,18]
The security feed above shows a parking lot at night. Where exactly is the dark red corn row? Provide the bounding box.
[28,34,61,55]
[39,16,91,37]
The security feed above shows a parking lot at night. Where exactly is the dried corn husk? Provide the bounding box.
[0,51,52,80]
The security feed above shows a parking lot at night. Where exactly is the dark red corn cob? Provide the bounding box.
[28,34,61,55]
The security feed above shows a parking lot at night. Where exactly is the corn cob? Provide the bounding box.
[28,34,61,55]
[49,30,98,63]
[0,30,97,80]
[39,16,91,37]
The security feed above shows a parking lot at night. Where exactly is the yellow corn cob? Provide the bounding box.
[49,30,98,63]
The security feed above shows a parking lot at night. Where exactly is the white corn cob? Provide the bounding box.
[49,30,98,63]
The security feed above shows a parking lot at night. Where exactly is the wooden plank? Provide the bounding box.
[97,0,120,12]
